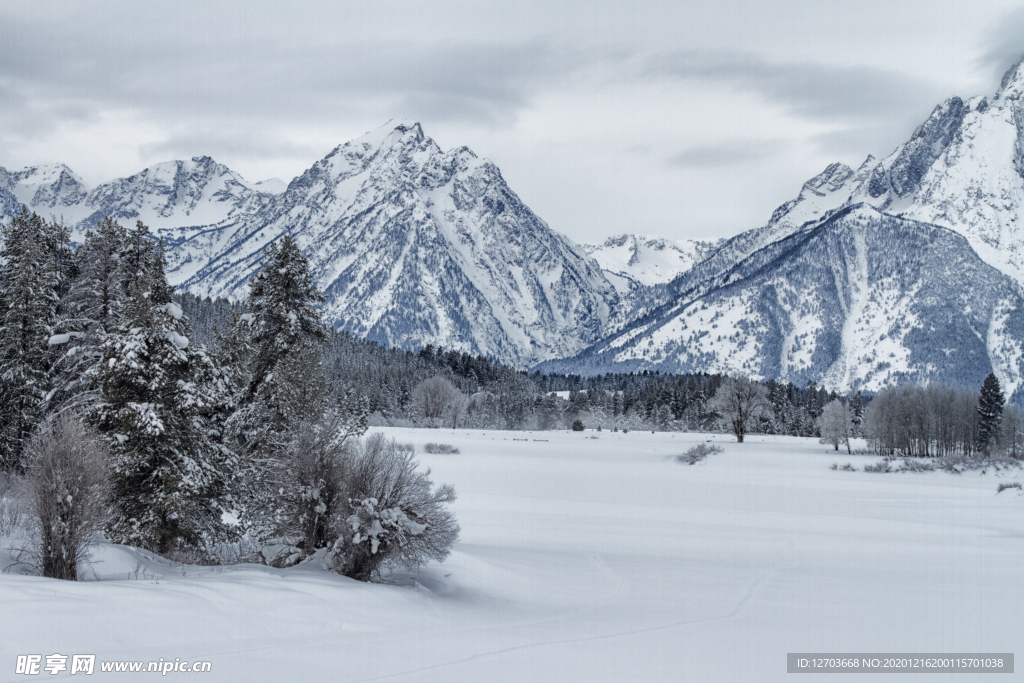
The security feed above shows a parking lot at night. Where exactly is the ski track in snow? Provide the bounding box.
[341,565,776,683]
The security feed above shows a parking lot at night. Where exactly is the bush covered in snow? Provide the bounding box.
[334,434,459,581]
[261,431,459,581]
[863,460,893,473]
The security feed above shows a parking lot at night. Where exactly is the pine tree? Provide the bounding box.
[227,235,328,444]
[47,217,127,414]
[976,373,1005,454]
[0,208,63,469]
[87,224,234,555]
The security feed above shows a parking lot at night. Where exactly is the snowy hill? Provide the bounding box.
[539,205,1024,400]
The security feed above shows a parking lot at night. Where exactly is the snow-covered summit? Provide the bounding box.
[751,63,1024,285]
[0,163,89,212]
[582,234,719,293]
[0,156,276,242]
[168,121,619,368]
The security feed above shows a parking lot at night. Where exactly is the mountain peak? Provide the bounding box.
[998,56,1024,99]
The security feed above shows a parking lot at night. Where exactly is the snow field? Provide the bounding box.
[2,428,1021,682]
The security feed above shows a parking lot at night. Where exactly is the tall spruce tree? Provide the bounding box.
[0,208,65,469]
[227,235,328,447]
[976,373,1005,454]
[47,217,128,414]
[87,223,234,555]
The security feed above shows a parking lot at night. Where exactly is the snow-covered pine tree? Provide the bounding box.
[46,217,128,414]
[976,373,1005,455]
[227,235,329,449]
[87,224,234,555]
[243,235,327,400]
[0,208,64,469]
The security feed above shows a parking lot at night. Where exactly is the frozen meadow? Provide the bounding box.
[2,428,1022,682]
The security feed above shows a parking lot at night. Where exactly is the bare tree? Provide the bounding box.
[1000,404,1024,459]
[25,416,111,580]
[709,375,769,443]
[411,377,463,428]
[864,384,980,458]
[818,399,853,453]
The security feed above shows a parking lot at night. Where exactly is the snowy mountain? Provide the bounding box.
[539,205,1024,401]
[1,124,620,368]
[581,234,719,294]
[538,57,1024,394]
[749,58,1024,286]
[0,157,279,242]
[168,122,619,368]
[6,58,1024,385]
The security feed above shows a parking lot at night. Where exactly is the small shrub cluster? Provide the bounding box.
[830,463,857,471]
[423,443,460,454]
[571,420,585,432]
[677,443,723,465]
[996,482,1022,493]
[863,460,893,473]
[896,459,935,473]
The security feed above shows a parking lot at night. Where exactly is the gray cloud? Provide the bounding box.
[668,138,789,168]
[0,8,588,131]
[978,7,1024,88]
[138,130,327,171]
[646,50,944,124]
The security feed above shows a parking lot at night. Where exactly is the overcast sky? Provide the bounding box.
[2,1,1023,244]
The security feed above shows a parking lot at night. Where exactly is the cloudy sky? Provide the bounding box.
[2,1,1023,243]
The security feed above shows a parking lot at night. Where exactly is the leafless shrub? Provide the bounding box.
[677,443,723,465]
[897,459,935,473]
[996,482,1022,493]
[260,412,356,567]
[258,428,459,581]
[423,443,460,454]
[25,416,111,580]
[830,463,857,472]
[335,433,459,581]
[863,460,893,473]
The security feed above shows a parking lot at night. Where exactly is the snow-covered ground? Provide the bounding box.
[2,429,1021,682]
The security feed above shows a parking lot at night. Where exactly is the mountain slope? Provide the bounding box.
[539,205,1024,400]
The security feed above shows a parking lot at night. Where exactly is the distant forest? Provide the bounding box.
[179,290,862,436]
